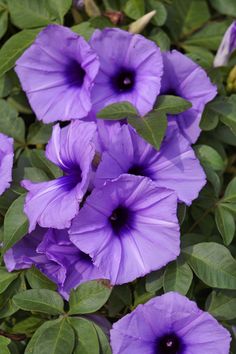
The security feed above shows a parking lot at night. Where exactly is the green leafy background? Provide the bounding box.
[0,0,236,353]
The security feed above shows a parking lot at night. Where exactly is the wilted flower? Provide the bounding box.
[94,123,206,205]
[110,292,231,354]
[15,25,99,123]
[4,228,103,300]
[214,21,236,67]
[69,175,180,285]
[90,28,163,116]
[160,50,217,143]
[22,120,96,231]
[0,133,14,196]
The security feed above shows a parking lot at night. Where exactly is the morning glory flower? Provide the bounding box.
[0,133,14,196]
[214,21,236,67]
[22,120,96,231]
[110,292,231,354]
[94,123,206,206]
[160,50,217,143]
[69,175,180,285]
[4,228,103,300]
[90,28,163,116]
[15,25,99,123]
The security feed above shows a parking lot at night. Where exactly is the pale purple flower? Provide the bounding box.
[22,120,96,231]
[214,21,236,67]
[69,175,180,285]
[90,28,163,116]
[15,25,99,123]
[110,292,231,354]
[161,50,217,143]
[0,133,14,196]
[94,123,206,205]
[4,227,103,300]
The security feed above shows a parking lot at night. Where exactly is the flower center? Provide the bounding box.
[109,206,131,235]
[61,167,82,191]
[112,68,136,92]
[65,59,86,87]
[156,333,182,354]
[128,164,146,177]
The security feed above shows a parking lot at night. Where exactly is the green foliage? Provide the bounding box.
[2,194,28,253]
[69,280,112,315]
[13,289,65,315]
[97,96,191,149]
[0,28,41,77]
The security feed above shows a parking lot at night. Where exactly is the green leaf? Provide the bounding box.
[163,260,193,295]
[25,267,57,291]
[0,277,21,319]
[0,336,11,354]
[71,22,95,41]
[93,323,112,354]
[183,242,236,289]
[215,206,235,246]
[3,194,28,253]
[149,29,170,51]
[184,21,231,50]
[69,317,100,354]
[224,177,236,203]
[0,267,18,294]
[8,91,32,114]
[27,149,62,179]
[146,0,167,26]
[207,290,236,320]
[25,319,75,354]
[195,144,225,172]
[107,285,132,317]
[209,96,236,135]
[12,316,45,336]
[155,95,192,114]
[0,99,25,143]
[97,101,138,120]
[69,280,112,315]
[166,0,210,41]
[133,278,155,307]
[145,269,164,293]
[208,0,236,16]
[0,73,13,98]
[0,2,8,40]
[13,289,64,315]
[47,0,72,24]
[200,105,219,131]
[24,167,49,183]
[27,122,52,145]
[8,0,56,29]
[128,112,167,150]
[0,28,42,77]
[185,45,214,69]
[123,0,145,20]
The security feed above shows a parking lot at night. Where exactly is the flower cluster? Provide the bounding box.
[4,24,217,297]
[1,21,233,353]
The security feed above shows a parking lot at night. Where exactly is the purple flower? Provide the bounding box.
[160,50,217,143]
[4,228,103,300]
[94,123,206,205]
[4,227,45,272]
[69,175,180,285]
[15,25,99,123]
[214,21,236,67]
[0,133,14,196]
[22,120,96,231]
[89,28,163,116]
[110,292,231,354]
